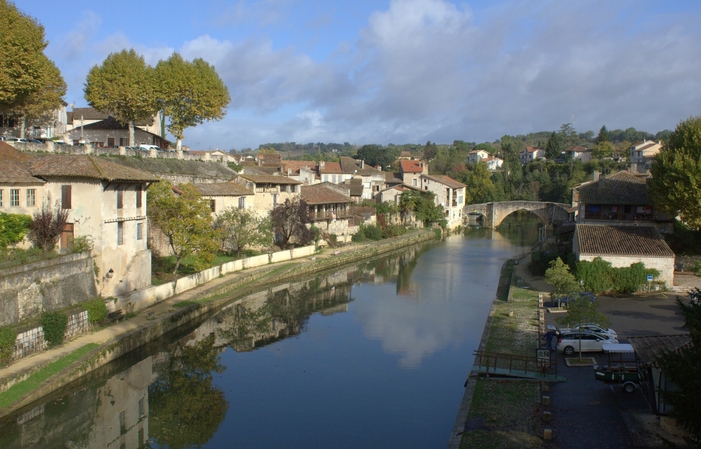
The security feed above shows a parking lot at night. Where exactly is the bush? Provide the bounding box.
[72,236,93,253]
[351,232,367,243]
[0,213,32,248]
[577,257,614,294]
[0,326,16,366]
[361,225,383,241]
[84,298,107,324]
[42,311,68,347]
[381,225,406,238]
[611,263,657,294]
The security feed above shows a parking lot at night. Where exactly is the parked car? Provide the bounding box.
[572,323,617,339]
[557,330,617,355]
[139,144,165,152]
[553,291,596,308]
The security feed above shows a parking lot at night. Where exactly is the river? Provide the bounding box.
[0,214,540,449]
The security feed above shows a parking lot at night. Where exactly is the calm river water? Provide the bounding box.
[0,215,540,449]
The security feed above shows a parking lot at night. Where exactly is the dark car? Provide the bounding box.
[553,291,596,308]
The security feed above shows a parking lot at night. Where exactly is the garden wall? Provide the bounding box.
[0,253,97,327]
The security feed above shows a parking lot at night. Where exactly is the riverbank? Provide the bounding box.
[0,230,436,418]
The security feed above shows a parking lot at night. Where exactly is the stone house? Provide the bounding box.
[281,160,318,185]
[233,174,302,218]
[300,183,356,238]
[519,146,545,164]
[573,224,675,288]
[0,143,160,297]
[66,116,169,149]
[193,182,255,218]
[318,157,386,200]
[67,107,161,135]
[420,174,466,229]
[399,160,428,188]
[572,171,672,233]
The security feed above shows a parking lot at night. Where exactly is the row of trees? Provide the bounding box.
[85,50,230,150]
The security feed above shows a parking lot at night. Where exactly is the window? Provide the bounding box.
[117,188,123,209]
[107,137,115,147]
[272,194,278,206]
[117,222,124,245]
[61,185,72,209]
[136,222,143,240]
[120,137,129,146]
[210,199,216,212]
[26,189,36,206]
[119,410,126,434]
[138,397,145,416]
[332,175,337,183]
[10,189,19,207]
[412,178,417,187]
[136,186,142,208]
[238,196,245,209]
[0,189,3,207]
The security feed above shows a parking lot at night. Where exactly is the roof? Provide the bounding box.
[565,145,591,153]
[339,156,381,175]
[575,224,675,258]
[0,141,32,162]
[628,335,692,367]
[68,107,154,127]
[237,174,302,185]
[282,160,317,175]
[301,184,353,205]
[399,160,424,173]
[577,171,648,205]
[522,146,543,153]
[422,174,466,189]
[319,162,342,174]
[258,153,281,167]
[30,155,160,182]
[0,161,45,184]
[194,182,253,196]
[342,178,364,197]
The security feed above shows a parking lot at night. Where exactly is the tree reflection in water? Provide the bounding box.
[148,334,227,449]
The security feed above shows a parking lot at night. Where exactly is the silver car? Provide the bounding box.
[558,330,617,355]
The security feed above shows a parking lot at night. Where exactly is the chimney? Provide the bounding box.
[320,161,325,169]
[593,171,600,182]
[360,160,364,169]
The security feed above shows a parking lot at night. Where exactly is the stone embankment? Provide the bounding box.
[0,230,436,417]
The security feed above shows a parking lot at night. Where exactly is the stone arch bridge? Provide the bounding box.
[464,201,571,229]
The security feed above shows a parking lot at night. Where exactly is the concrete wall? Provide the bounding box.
[0,253,97,326]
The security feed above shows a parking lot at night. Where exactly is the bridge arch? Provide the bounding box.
[464,201,570,229]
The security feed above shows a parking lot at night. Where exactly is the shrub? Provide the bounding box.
[42,311,68,347]
[693,260,701,276]
[0,213,32,248]
[612,263,648,294]
[72,236,93,253]
[381,225,407,239]
[84,298,107,324]
[351,232,367,243]
[0,326,16,366]
[361,225,383,241]
[577,257,614,294]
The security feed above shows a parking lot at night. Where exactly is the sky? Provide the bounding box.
[19,0,701,151]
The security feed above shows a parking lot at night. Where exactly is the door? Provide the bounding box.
[60,223,74,250]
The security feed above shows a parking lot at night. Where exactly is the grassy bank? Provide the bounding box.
[460,263,544,449]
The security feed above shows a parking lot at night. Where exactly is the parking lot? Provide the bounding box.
[543,292,687,448]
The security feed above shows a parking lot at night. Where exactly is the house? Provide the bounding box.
[399,160,428,187]
[483,156,504,171]
[573,224,675,287]
[318,157,386,200]
[0,143,160,297]
[420,174,466,230]
[376,183,422,207]
[300,183,356,239]
[572,171,672,232]
[630,140,663,173]
[281,160,318,185]
[564,145,593,162]
[193,182,255,217]
[233,174,302,218]
[519,146,545,164]
[66,116,169,149]
[67,107,161,135]
[0,105,67,139]
[467,149,489,164]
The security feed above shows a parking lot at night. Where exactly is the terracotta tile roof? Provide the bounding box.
[258,153,281,167]
[0,141,32,162]
[29,155,160,182]
[522,146,543,153]
[237,174,302,185]
[301,184,353,205]
[422,174,466,189]
[0,161,44,184]
[281,160,316,175]
[565,145,591,153]
[400,160,424,173]
[194,182,253,196]
[577,171,648,205]
[319,162,342,174]
[342,178,364,197]
[339,156,382,175]
[69,107,154,126]
[576,224,675,257]
[628,335,692,367]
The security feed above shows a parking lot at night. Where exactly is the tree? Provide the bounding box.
[649,116,701,229]
[596,125,609,144]
[270,199,314,248]
[593,141,615,159]
[655,296,701,445]
[0,213,32,248]
[84,49,157,146]
[398,190,443,227]
[155,53,231,151]
[460,162,497,204]
[27,201,69,253]
[422,141,439,160]
[356,144,400,168]
[147,181,219,275]
[0,1,66,126]
[214,207,272,256]
[544,258,580,302]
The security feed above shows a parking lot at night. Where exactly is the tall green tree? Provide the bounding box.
[545,258,580,301]
[356,144,401,168]
[84,49,157,146]
[148,181,219,275]
[649,115,701,229]
[460,162,497,204]
[596,125,609,144]
[155,53,231,151]
[422,141,439,160]
[0,1,66,128]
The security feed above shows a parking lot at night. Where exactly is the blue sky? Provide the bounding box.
[20,0,701,150]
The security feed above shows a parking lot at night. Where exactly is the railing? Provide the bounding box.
[472,350,560,380]
[309,210,352,221]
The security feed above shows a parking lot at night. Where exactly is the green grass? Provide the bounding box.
[151,253,241,284]
[0,343,99,409]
